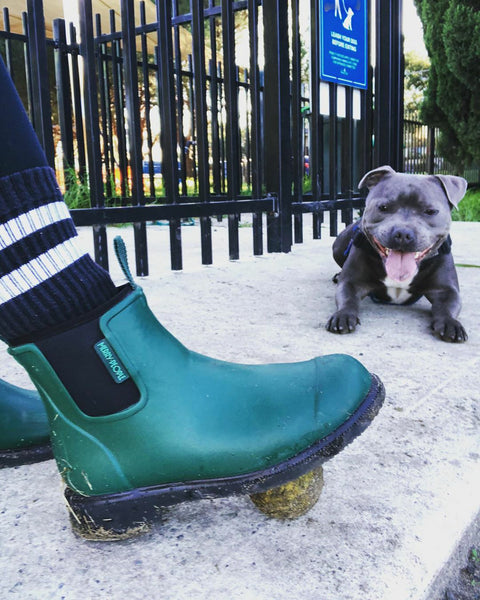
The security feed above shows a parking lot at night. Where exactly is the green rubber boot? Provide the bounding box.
[9,246,385,540]
[0,378,52,467]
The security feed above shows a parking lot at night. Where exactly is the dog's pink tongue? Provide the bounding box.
[385,250,417,282]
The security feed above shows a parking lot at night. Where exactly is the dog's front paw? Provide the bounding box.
[326,311,360,334]
[431,317,468,343]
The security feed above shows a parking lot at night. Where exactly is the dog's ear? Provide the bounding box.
[358,165,395,190]
[433,174,468,209]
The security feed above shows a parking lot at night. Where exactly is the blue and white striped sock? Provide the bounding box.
[0,167,117,344]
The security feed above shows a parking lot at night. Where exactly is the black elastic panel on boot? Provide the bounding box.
[35,291,140,417]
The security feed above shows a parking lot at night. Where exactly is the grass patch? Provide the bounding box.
[64,168,91,210]
[452,188,480,221]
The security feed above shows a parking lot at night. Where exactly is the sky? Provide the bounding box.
[403,0,428,58]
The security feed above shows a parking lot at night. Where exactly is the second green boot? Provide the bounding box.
[0,378,52,467]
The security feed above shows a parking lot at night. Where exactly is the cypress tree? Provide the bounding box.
[414,0,480,169]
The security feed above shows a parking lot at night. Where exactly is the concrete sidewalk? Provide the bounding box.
[1,219,479,600]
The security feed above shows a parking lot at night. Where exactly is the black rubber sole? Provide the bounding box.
[0,443,53,468]
[65,374,385,540]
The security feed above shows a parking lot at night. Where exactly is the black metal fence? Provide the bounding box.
[0,0,404,274]
[403,110,480,184]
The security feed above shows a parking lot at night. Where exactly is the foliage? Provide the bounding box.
[63,169,91,210]
[451,188,480,222]
[414,0,480,170]
[404,51,430,112]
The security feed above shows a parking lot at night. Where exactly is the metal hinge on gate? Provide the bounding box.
[266,193,279,216]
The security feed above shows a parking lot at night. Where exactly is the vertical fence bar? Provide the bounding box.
[243,70,251,189]
[328,83,338,236]
[248,0,263,256]
[22,12,35,134]
[79,0,109,270]
[187,54,198,194]
[209,18,221,196]
[263,0,292,254]
[191,0,213,264]
[218,62,226,195]
[359,71,373,179]
[121,0,148,276]
[341,86,353,226]
[69,23,87,180]
[102,29,115,197]
[53,18,75,182]
[374,0,404,170]
[27,0,55,167]
[140,1,155,199]
[222,0,240,260]
[310,0,324,239]
[428,124,435,174]
[291,0,303,244]
[156,0,183,270]
[96,15,113,198]
[394,0,404,172]
[2,8,14,75]
[173,6,188,198]
[109,11,128,200]
[363,0,374,177]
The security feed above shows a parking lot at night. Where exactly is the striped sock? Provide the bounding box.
[0,167,117,344]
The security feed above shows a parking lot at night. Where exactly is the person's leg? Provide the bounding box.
[0,56,49,178]
[0,53,119,459]
[0,55,117,345]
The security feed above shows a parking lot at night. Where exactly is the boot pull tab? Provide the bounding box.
[113,236,137,289]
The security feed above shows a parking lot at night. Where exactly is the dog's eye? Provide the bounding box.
[424,208,439,216]
[378,204,389,212]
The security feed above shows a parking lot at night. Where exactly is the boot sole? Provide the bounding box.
[65,373,385,541]
[0,443,53,468]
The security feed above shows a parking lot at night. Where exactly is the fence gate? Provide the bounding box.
[0,0,403,274]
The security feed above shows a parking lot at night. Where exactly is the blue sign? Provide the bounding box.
[319,0,368,90]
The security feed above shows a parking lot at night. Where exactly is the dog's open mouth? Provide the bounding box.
[372,237,434,282]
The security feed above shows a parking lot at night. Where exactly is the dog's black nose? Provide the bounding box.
[390,227,416,248]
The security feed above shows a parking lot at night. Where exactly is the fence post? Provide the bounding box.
[309,0,324,240]
[26,0,55,167]
[53,19,75,171]
[121,0,148,277]
[156,0,183,270]
[2,8,14,75]
[428,125,435,174]
[374,0,404,171]
[247,0,264,255]
[191,0,213,265]
[263,0,293,253]
[222,0,240,260]
[78,0,109,271]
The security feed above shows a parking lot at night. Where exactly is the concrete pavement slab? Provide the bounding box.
[1,220,478,600]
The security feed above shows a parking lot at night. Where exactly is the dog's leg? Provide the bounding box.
[424,255,467,343]
[326,279,362,334]
[426,288,467,342]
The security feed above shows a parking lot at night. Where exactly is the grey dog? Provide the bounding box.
[326,165,468,342]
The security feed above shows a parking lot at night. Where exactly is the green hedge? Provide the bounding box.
[452,188,480,222]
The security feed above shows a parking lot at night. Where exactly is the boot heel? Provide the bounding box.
[65,487,159,541]
[0,443,53,468]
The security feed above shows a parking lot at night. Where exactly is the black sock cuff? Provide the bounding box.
[9,284,133,347]
[0,166,63,223]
